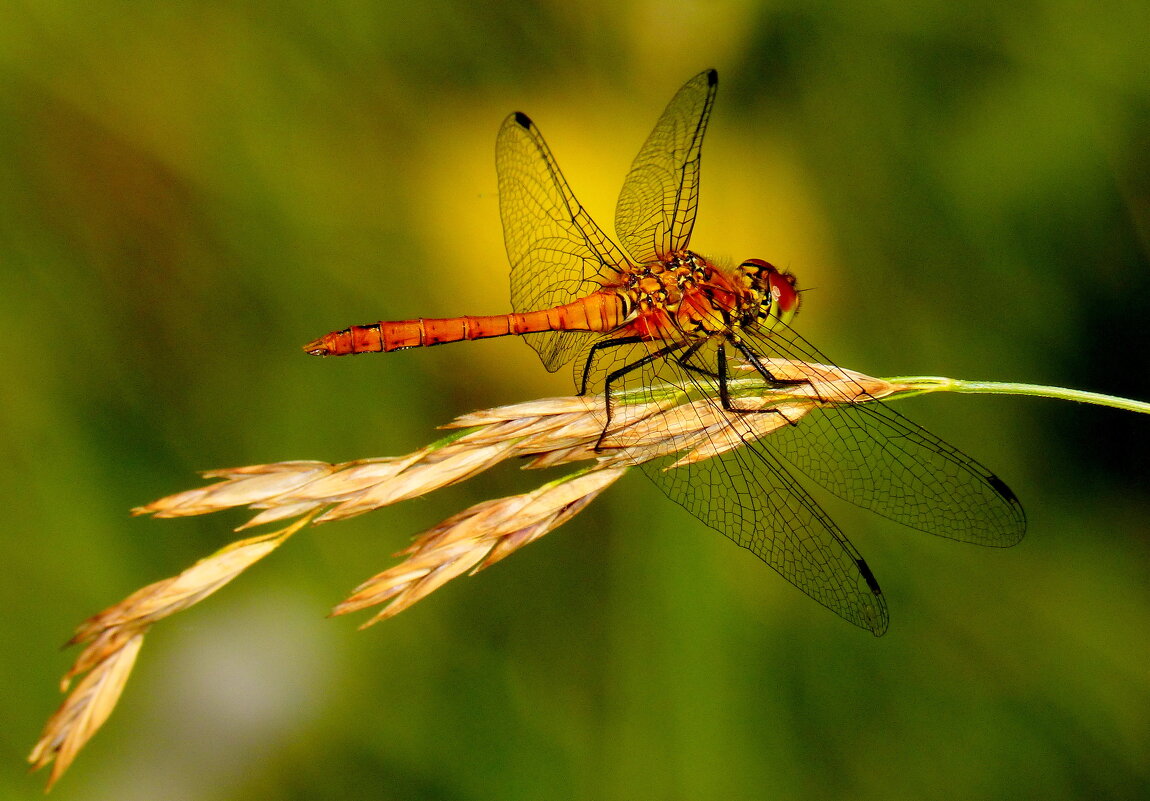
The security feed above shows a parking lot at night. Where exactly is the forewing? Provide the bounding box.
[735,323,1027,547]
[578,316,1025,631]
[583,336,889,635]
[614,69,718,264]
[497,112,632,371]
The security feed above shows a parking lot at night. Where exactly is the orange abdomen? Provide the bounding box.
[304,291,626,356]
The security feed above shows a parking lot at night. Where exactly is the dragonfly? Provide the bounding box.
[305,70,1026,635]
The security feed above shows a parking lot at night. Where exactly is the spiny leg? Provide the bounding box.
[729,336,820,400]
[720,338,804,424]
[594,340,688,450]
[673,339,721,383]
[578,335,646,396]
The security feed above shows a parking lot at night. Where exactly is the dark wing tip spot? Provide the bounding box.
[986,473,1027,543]
[856,558,882,596]
[986,473,1021,507]
[855,558,889,637]
[705,68,718,85]
[513,111,533,129]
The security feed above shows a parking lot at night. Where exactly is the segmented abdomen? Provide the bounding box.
[303,290,628,356]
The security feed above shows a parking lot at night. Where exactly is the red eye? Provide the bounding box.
[769,270,800,318]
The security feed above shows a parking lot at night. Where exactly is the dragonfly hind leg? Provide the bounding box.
[577,335,646,396]
[584,338,689,450]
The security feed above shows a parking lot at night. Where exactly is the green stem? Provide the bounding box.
[887,376,1150,415]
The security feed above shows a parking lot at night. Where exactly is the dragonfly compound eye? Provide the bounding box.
[769,270,801,323]
[738,259,799,327]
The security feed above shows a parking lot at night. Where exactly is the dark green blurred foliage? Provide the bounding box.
[1,1,1147,799]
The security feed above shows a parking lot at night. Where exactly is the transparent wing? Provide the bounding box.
[497,112,632,371]
[580,336,890,634]
[576,317,1024,633]
[733,322,1027,547]
[614,69,718,264]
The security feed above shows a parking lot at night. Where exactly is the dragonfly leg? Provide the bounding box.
[594,340,687,450]
[728,337,822,402]
[718,340,801,424]
[673,339,720,382]
[578,336,646,396]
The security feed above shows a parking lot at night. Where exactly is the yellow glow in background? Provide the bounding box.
[2,1,1148,798]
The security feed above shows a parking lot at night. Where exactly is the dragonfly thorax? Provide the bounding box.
[617,250,779,339]
[620,251,721,324]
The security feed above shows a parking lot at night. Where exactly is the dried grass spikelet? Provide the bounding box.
[30,364,904,790]
[27,515,311,790]
[332,467,627,625]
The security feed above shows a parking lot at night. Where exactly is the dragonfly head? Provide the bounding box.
[737,259,800,328]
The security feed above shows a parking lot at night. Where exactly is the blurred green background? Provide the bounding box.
[2,1,1148,799]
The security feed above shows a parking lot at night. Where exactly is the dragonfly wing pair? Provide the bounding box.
[493,69,1025,635]
[497,70,717,370]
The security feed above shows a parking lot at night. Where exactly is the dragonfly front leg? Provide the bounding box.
[717,341,804,425]
[727,337,818,397]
